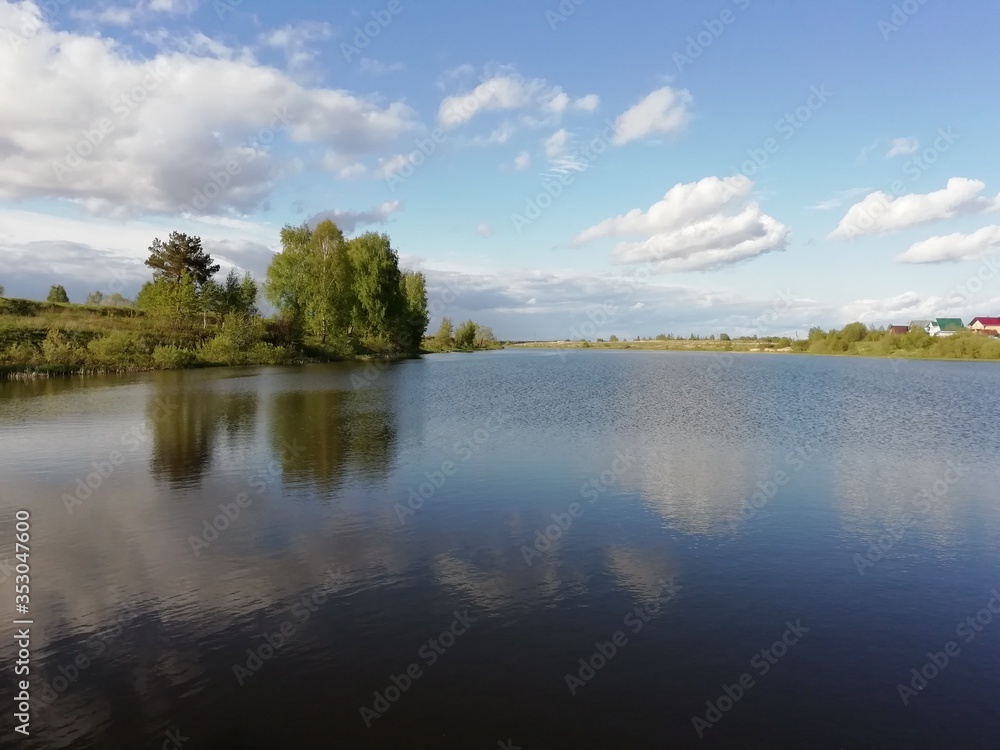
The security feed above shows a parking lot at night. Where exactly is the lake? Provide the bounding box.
[1,349,999,748]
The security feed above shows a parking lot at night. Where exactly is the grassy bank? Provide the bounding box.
[511,328,1000,361]
[0,297,400,380]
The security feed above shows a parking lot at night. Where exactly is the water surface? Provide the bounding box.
[1,350,998,748]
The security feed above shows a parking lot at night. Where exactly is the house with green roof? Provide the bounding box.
[928,318,964,337]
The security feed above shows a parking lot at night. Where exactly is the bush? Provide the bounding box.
[86,331,150,368]
[152,345,198,369]
[41,329,85,367]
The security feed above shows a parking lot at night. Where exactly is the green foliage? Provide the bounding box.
[85,291,104,305]
[399,270,429,352]
[719,333,731,341]
[86,331,151,368]
[454,320,478,349]
[47,285,70,303]
[152,345,198,369]
[609,335,619,342]
[136,273,201,321]
[433,317,454,349]
[145,232,219,287]
[347,231,406,345]
[267,220,353,345]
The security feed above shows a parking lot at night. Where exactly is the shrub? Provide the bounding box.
[152,345,198,369]
[86,331,150,368]
[41,329,85,367]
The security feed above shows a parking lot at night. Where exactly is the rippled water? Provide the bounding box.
[1,349,998,748]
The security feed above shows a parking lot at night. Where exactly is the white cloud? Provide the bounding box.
[0,4,419,217]
[476,222,494,237]
[305,201,403,233]
[571,176,790,271]
[437,68,598,130]
[259,21,333,73]
[612,86,692,146]
[885,137,918,158]
[72,0,199,25]
[542,128,586,175]
[831,178,1000,238]
[322,152,367,178]
[807,199,841,211]
[897,225,1000,264]
[513,151,531,171]
[544,129,570,159]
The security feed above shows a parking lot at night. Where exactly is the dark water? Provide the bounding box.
[1,349,999,749]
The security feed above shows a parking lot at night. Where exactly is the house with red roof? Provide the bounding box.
[887,325,909,335]
[968,317,1000,335]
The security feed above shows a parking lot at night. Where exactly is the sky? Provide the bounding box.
[1,0,999,340]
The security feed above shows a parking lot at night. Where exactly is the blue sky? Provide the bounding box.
[1,0,999,339]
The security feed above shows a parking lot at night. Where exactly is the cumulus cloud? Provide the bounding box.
[437,68,598,130]
[571,176,790,272]
[0,2,418,217]
[259,21,333,73]
[305,201,403,234]
[513,151,531,170]
[612,86,692,146]
[544,129,570,159]
[885,137,918,158]
[897,225,1000,264]
[831,178,1000,238]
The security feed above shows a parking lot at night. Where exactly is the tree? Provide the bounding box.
[85,291,104,305]
[266,221,352,345]
[399,270,429,352]
[47,285,69,303]
[346,231,405,343]
[434,318,454,348]
[609,335,619,342]
[474,326,497,348]
[0,284,5,298]
[145,232,219,288]
[454,320,478,349]
[719,333,731,341]
[840,321,868,344]
[136,273,200,321]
